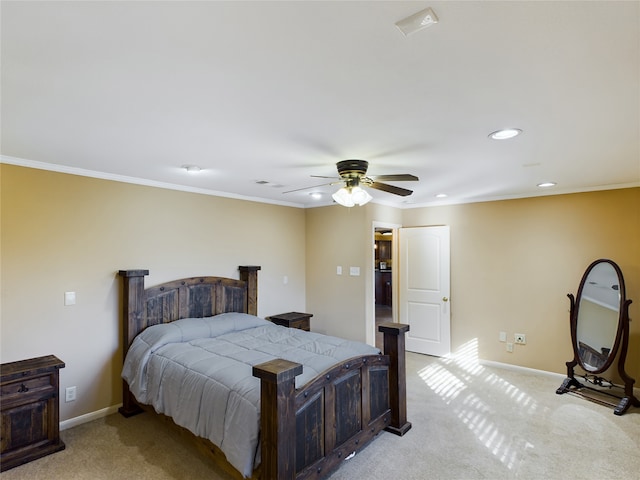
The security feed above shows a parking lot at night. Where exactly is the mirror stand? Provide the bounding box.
[557,293,639,415]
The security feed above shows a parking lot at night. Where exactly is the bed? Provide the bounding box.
[118,266,410,479]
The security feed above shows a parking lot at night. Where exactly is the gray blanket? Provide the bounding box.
[122,312,379,477]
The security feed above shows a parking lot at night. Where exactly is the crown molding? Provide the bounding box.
[0,155,305,209]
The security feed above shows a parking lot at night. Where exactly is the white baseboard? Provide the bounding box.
[479,359,566,379]
[480,359,640,397]
[60,404,122,431]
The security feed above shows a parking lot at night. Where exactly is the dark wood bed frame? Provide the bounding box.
[118,266,410,480]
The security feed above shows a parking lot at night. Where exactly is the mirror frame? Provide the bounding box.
[571,259,625,374]
[558,258,639,415]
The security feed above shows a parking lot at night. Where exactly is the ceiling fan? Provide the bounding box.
[286,159,419,207]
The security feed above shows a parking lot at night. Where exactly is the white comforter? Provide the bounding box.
[122,312,379,477]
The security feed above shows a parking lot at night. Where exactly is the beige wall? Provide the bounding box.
[401,189,639,378]
[0,165,306,421]
[305,205,368,341]
[305,203,402,345]
[305,188,639,381]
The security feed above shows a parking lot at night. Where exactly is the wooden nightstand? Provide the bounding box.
[1,355,65,471]
[267,312,313,331]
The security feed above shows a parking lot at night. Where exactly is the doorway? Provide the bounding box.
[374,225,396,350]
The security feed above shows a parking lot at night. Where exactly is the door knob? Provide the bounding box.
[442,297,449,302]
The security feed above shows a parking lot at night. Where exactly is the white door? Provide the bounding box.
[398,226,450,356]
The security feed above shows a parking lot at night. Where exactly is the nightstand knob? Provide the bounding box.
[18,383,29,393]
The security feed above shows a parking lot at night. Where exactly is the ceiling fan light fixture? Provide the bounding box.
[332,186,372,207]
[332,187,354,207]
[351,186,372,205]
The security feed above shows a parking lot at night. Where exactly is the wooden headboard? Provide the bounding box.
[117,265,260,417]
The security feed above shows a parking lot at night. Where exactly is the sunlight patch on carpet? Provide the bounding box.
[418,338,538,470]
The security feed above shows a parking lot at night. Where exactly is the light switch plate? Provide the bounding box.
[64,291,76,306]
[349,266,360,276]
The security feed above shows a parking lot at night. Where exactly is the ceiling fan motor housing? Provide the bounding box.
[336,159,369,179]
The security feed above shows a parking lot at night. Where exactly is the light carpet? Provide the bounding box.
[2,351,639,479]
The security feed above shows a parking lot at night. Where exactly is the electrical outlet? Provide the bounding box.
[65,386,77,402]
[514,333,526,345]
[499,331,507,342]
[506,342,514,353]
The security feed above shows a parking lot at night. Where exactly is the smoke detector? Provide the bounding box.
[395,7,439,36]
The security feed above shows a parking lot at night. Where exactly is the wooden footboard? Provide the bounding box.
[253,323,410,480]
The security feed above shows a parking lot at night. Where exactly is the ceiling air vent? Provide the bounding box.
[395,7,439,36]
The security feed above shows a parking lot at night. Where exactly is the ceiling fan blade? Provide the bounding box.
[373,174,419,182]
[282,182,336,194]
[310,175,338,179]
[369,181,414,196]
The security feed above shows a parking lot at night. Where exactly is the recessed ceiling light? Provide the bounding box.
[435,193,448,198]
[489,128,522,140]
[182,165,202,174]
[309,192,322,200]
[537,182,556,188]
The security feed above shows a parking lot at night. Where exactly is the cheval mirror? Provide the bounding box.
[556,259,639,415]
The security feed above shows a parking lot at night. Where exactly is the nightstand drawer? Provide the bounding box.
[1,375,54,397]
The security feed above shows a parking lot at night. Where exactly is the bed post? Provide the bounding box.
[239,265,261,316]
[118,269,149,417]
[379,323,412,436]
[253,359,303,480]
